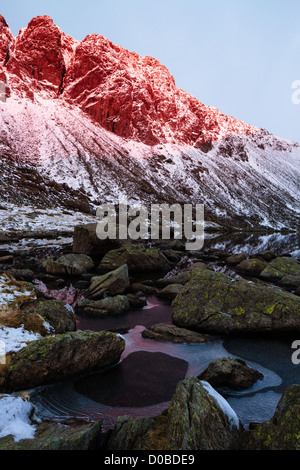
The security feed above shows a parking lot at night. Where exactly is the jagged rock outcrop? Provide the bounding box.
[0,15,300,230]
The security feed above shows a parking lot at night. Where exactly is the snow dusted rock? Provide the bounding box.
[4,331,125,392]
[198,357,263,391]
[0,394,36,443]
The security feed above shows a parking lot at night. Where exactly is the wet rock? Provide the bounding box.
[157,284,184,300]
[142,324,214,344]
[236,258,268,275]
[88,264,130,300]
[98,243,170,273]
[73,224,122,256]
[0,420,102,450]
[126,294,147,309]
[172,268,300,335]
[226,253,247,266]
[156,271,195,288]
[21,300,76,335]
[198,357,263,391]
[260,257,300,282]
[76,296,130,318]
[4,331,125,392]
[45,254,94,276]
[130,283,157,295]
[241,385,300,450]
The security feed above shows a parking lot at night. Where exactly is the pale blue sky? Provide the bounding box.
[1,0,300,142]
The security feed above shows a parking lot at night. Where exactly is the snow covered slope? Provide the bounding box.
[0,15,300,230]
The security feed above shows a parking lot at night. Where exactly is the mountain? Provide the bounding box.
[0,15,300,229]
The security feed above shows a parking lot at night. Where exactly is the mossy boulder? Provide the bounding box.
[226,253,247,266]
[260,257,300,282]
[198,357,263,391]
[142,324,213,344]
[76,296,130,318]
[241,385,300,450]
[98,243,170,273]
[172,268,300,335]
[0,420,102,450]
[4,331,125,392]
[21,300,76,335]
[167,378,241,450]
[45,254,94,276]
[236,258,268,275]
[88,264,130,300]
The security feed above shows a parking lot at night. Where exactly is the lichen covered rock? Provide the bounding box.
[172,268,300,335]
[4,331,125,391]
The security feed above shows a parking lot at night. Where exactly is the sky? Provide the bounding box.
[1,0,300,143]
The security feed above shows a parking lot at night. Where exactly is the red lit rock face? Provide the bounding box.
[2,15,257,146]
[7,16,67,95]
[0,15,14,65]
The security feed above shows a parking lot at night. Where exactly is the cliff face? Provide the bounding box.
[2,15,256,146]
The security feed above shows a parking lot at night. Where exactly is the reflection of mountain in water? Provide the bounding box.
[204,232,300,258]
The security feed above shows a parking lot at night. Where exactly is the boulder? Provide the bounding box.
[88,264,130,300]
[0,419,102,450]
[167,378,241,450]
[157,284,184,300]
[4,331,125,392]
[279,275,300,289]
[155,271,195,288]
[98,243,170,273]
[142,324,214,344]
[126,294,147,309]
[73,224,122,256]
[45,254,94,276]
[172,268,300,335]
[21,300,76,335]
[241,385,300,450]
[198,357,263,391]
[76,296,130,318]
[226,253,247,266]
[236,258,268,275]
[260,257,300,282]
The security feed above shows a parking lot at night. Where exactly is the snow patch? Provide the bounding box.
[201,381,240,429]
[0,395,36,442]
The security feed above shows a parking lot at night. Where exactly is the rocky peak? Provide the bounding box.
[2,15,257,145]
[6,15,66,94]
[0,15,14,65]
